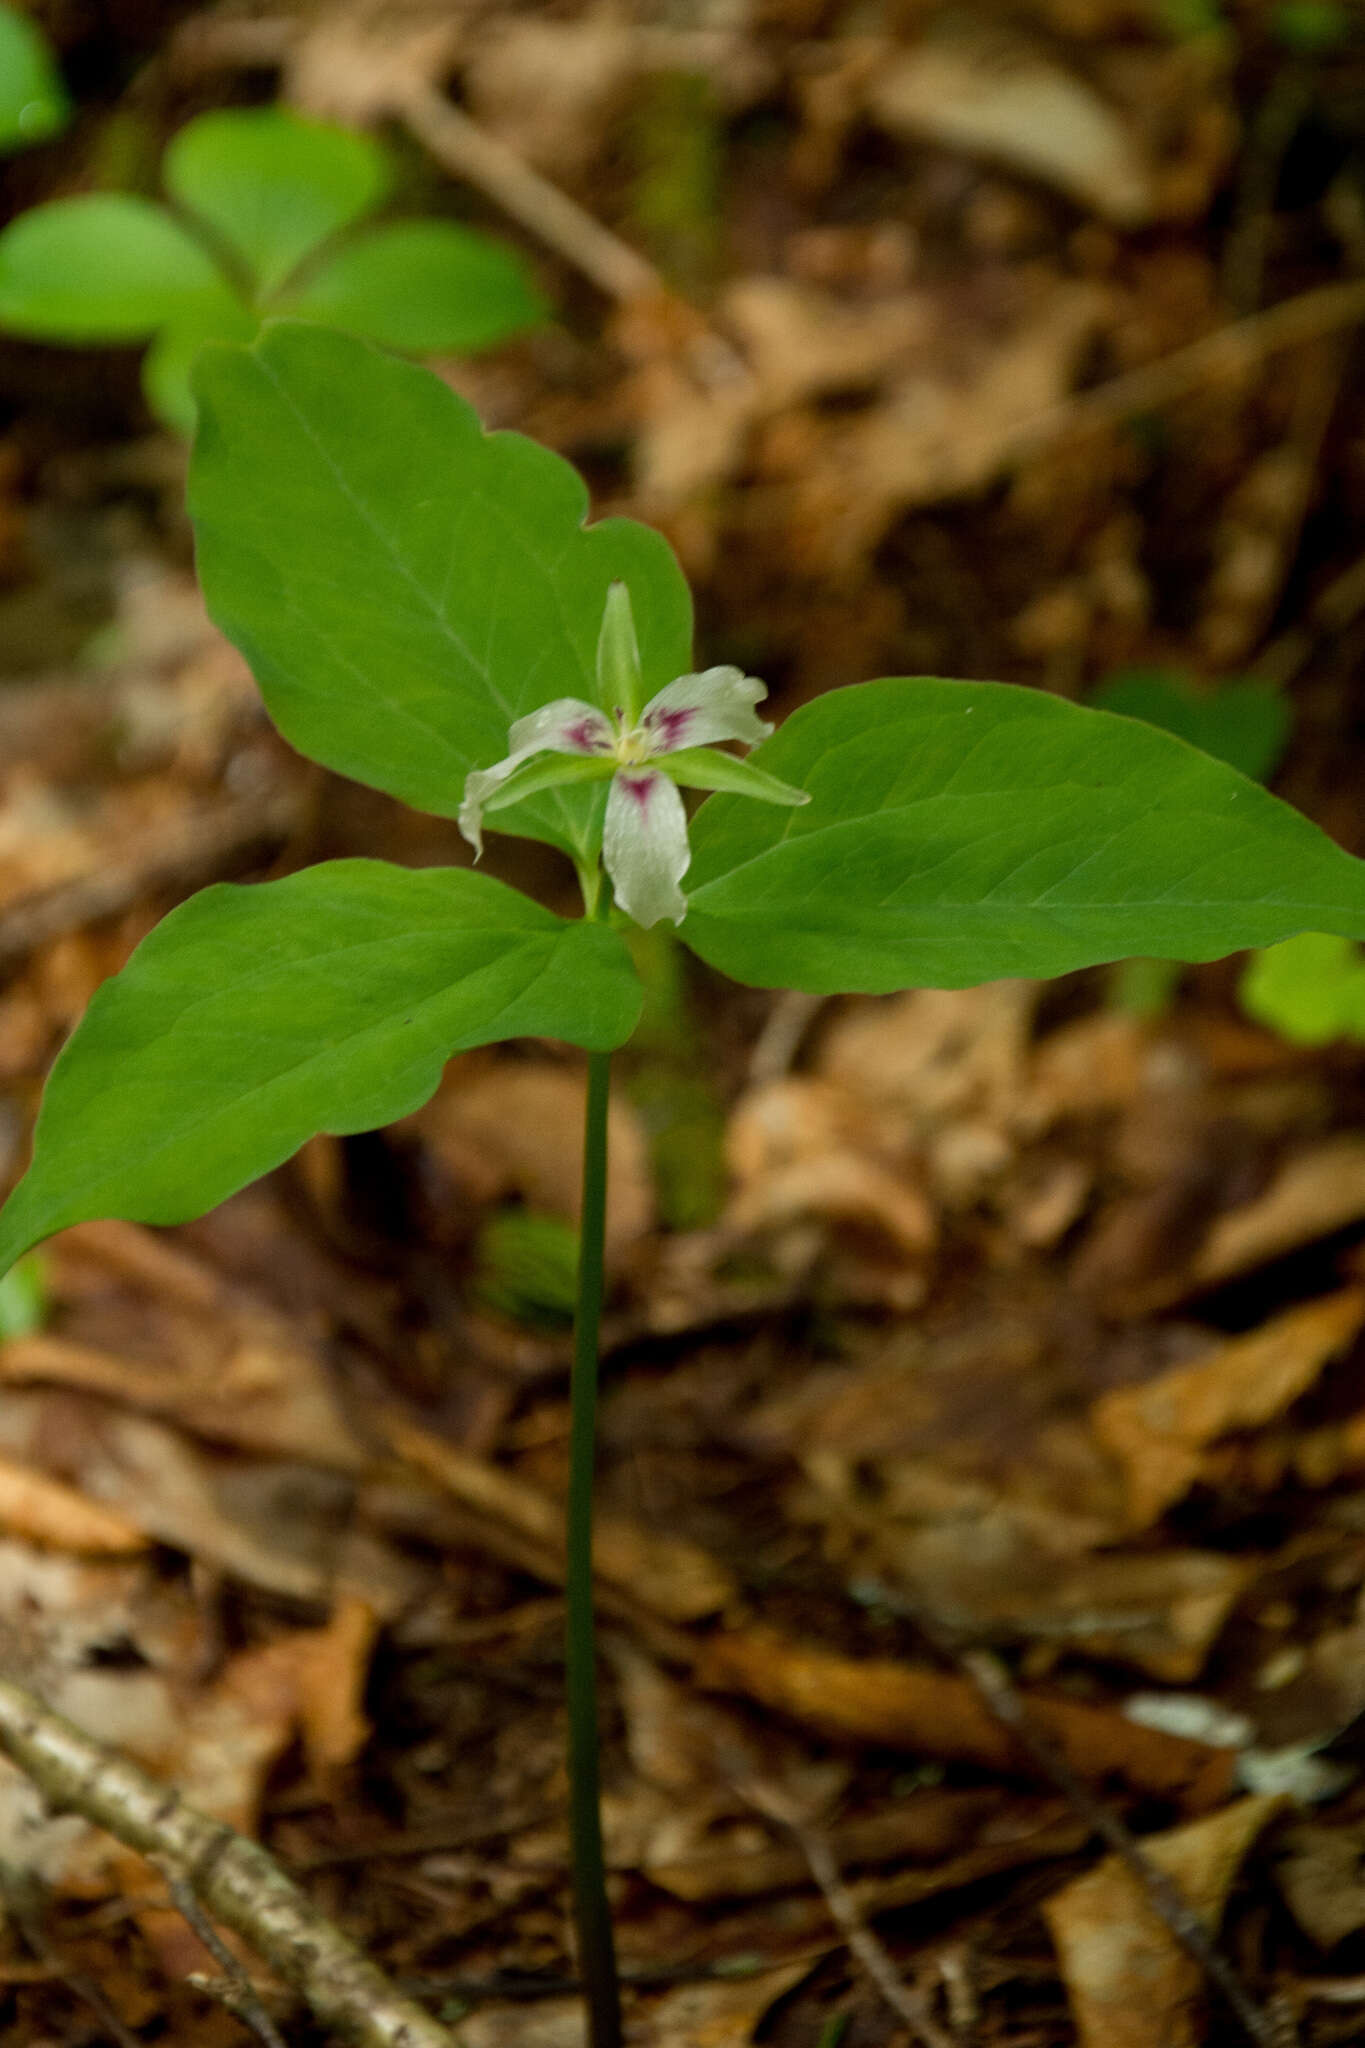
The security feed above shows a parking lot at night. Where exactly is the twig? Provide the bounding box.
[742,1777,955,2048]
[955,1646,1280,2048]
[393,80,661,305]
[747,991,826,1086]
[154,1861,291,2048]
[1016,278,1365,451]
[0,1677,457,2048]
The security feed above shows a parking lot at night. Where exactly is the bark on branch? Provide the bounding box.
[0,1677,456,2048]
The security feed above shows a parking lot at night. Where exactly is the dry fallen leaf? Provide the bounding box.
[390,1416,734,1623]
[699,1628,1234,1805]
[866,24,1155,226]
[1092,1288,1365,1530]
[1043,1795,1282,2048]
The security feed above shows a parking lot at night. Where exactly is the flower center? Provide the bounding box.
[613,725,653,768]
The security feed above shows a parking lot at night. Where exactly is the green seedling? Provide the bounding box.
[0,2,67,152]
[8,323,1365,2045]
[1240,929,1365,1045]
[0,105,544,430]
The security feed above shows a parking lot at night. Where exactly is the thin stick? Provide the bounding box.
[394,81,662,305]
[744,1778,955,2048]
[565,1047,623,2048]
[957,1647,1280,2048]
[154,1862,290,2048]
[0,1678,456,2048]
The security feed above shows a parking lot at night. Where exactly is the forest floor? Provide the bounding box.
[4,2,1365,2044]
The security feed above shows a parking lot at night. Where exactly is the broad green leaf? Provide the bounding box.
[189,323,694,862]
[1090,669,1290,784]
[279,219,545,352]
[141,290,259,434]
[0,2,67,150]
[0,195,223,339]
[164,108,390,298]
[0,860,642,1273]
[681,677,1365,993]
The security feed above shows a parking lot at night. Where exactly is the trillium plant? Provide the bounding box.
[7,323,1365,2048]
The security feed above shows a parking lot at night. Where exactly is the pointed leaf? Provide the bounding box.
[0,196,223,339]
[0,860,642,1273]
[164,108,390,297]
[188,323,694,861]
[0,2,68,150]
[661,746,808,805]
[682,677,1365,993]
[279,219,545,351]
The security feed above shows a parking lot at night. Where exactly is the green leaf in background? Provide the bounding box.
[280,219,546,352]
[189,324,694,862]
[0,195,224,338]
[1090,669,1291,784]
[141,288,259,435]
[682,678,1365,993]
[0,1255,47,1338]
[0,1,67,150]
[1240,931,1365,1046]
[0,861,642,1274]
[164,107,390,298]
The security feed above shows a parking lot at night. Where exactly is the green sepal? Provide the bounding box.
[660,747,809,806]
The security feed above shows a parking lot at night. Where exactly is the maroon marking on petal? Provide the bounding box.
[565,719,610,753]
[644,706,696,752]
[620,773,655,813]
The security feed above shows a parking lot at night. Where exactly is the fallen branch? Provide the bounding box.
[0,1677,456,2048]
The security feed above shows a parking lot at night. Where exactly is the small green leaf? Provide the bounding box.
[1240,931,1365,1046]
[682,678,1365,993]
[0,195,223,339]
[0,2,67,150]
[0,860,642,1273]
[141,290,260,433]
[0,1255,47,1338]
[164,108,391,298]
[279,220,545,352]
[1090,669,1291,784]
[189,324,694,862]
[474,1209,579,1327]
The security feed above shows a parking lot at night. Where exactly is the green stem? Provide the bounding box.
[567,1044,622,2048]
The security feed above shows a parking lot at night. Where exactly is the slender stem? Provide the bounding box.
[566,1044,622,2048]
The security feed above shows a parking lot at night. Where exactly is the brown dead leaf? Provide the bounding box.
[0,1390,352,1599]
[869,1518,1249,1681]
[1274,1819,1365,1949]
[1043,1795,1282,2048]
[1191,1137,1365,1290]
[252,1595,378,1784]
[1092,1289,1365,1530]
[866,25,1155,225]
[700,1628,1234,1806]
[390,1416,733,1623]
[397,1056,653,1266]
[647,1786,1007,1903]
[0,1451,147,1555]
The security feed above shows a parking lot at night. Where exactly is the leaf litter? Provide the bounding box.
[5,1,1365,2042]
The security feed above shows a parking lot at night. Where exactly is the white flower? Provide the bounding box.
[459,583,808,927]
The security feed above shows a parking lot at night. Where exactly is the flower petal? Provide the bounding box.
[506,698,615,758]
[460,699,613,856]
[640,668,772,755]
[603,768,690,927]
